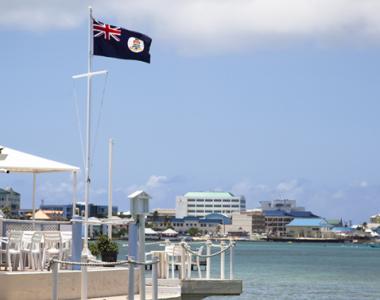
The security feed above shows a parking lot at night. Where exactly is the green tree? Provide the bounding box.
[188,227,200,237]
[1,206,12,218]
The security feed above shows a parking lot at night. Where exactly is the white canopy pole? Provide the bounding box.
[32,172,36,226]
[107,138,113,239]
[72,171,78,216]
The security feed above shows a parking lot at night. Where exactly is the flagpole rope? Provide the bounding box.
[91,72,109,167]
[48,257,159,271]
[181,242,235,258]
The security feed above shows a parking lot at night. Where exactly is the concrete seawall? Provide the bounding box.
[0,268,139,300]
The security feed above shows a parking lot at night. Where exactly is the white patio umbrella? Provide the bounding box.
[145,228,158,235]
[0,145,80,222]
[162,228,178,236]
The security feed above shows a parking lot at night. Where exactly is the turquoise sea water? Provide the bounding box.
[119,241,380,300]
[208,242,380,300]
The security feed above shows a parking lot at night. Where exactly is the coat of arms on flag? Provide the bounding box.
[92,19,152,63]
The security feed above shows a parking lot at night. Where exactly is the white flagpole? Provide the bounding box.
[107,138,113,239]
[81,5,93,300]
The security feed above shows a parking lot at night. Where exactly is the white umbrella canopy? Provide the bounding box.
[0,145,80,222]
[0,145,79,173]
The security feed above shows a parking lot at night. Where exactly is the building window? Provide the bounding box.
[214,199,221,202]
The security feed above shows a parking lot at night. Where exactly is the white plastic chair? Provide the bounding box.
[28,232,44,271]
[6,231,24,271]
[0,237,8,270]
[42,231,63,269]
[61,231,72,263]
[20,231,34,269]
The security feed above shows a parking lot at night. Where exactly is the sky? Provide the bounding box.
[1,0,380,223]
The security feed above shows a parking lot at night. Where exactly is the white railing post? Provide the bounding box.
[180,242,186,279]
[152,256,158,300]
[128,259,135,300]
[220,241,225,280]
[206,238,212,279]
[52,261,59,300]
[229,239,234,280]
[187,252,192,279]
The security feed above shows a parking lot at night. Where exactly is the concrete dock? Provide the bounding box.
[89,278,242,300]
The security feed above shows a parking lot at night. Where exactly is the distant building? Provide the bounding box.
[0,187,20,214]
[34,209,65,221]
[151,208,176,218]
[370,214,380,224]
[286,218,333,238]
[176,191,246,218]
[40,203,118,220]
[258,199,319,237]
[264,210,319,237]
[150,214,228,235]
[224,210,266,237]
[327,219,343,227]
[260,199,305,213]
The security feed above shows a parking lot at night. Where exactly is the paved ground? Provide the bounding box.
[89,279,181,300]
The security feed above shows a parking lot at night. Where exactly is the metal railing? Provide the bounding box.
[48,256,160,300]
[161,238,236,281]
[181,239,236,280]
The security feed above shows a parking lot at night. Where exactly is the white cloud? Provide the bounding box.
[1,0,380,52]
[145,175,169,188]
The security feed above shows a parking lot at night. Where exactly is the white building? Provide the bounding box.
[0,187,20,214]
[260,199,305,213]
[176,191,246,218]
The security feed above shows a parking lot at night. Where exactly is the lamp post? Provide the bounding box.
[128,191,151,300]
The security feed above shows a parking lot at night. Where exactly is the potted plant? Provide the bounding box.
[89,235,119,263]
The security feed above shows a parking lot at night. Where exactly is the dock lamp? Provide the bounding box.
[128,190,151,300]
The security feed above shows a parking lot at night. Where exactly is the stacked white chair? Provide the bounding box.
[29,232,44,270]
[20,231,34,270]
[6,231,24,271]
[0,236,8,270]
[42,231,63,270]
[61,231,72,263]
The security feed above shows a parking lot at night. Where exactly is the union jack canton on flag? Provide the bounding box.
[93,19,152,64]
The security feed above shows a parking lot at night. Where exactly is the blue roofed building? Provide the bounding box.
[260,199,320,237]
[263,209,319,237]
[286,218,333,238]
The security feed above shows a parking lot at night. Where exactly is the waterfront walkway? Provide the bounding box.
[89,279,181,300]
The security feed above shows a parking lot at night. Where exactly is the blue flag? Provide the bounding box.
[93,19,152,63]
